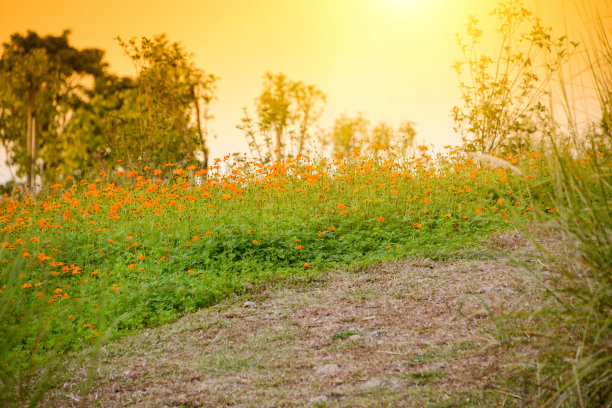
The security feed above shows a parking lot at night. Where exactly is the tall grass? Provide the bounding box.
[514,2,612,405]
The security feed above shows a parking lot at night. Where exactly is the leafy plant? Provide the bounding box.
[452,0,572,154]
[113,34,217,169]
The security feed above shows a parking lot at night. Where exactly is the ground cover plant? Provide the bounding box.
[0,146,553,401]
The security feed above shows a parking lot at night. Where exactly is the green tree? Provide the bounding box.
[329,112,369,154]
[238,72,326,162]
[327,116,416,158]
[452,0,571,154]
[0,30,105,185]
[291,82,326,157]
[113,35,217,169]
[55,74,136,177]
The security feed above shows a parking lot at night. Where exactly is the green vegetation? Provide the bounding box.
[0,0,610,406]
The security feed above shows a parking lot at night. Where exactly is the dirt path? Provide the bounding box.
[47,243,546,407]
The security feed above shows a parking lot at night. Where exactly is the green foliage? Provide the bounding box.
[321,113,417,157]
[332,330,363,340]
[327,112,370,154]
[452,0,571,154]
[55,74,137,176]
[515,140,612,407]
[0,31,218,184]
[238,72,326,161]
[0,148,548,400]
[0,30,106,184]
[112,35,217,169]
[482,2,611,405]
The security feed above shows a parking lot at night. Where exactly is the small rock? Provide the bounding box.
[243,301,256,308]
[359,377,381,391]
[310,395,328,404]
[315,363,342,376]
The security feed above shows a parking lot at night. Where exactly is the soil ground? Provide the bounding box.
[44,232,551,407]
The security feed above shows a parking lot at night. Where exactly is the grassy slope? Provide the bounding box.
[0,151,547,379]
[41,232,549,407]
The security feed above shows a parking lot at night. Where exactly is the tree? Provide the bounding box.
[238,72,326,162]
[256,72,292,162]
[112,35,217,169]
[395,120,417,154]
[452,0,571,154]
[327,116,416,159]
[0,30,105,185]
[329,112,369,154]
[56,74,136,176]
[291,82,326,157]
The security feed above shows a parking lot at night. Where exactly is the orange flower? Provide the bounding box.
[377,216,385,222]
[192,236,201,241]
[252,240,259,245]
[137,254,145,260]
[414,223,423,229]
[127,264,135,270]
[303,262,311,268]
[37,252,51,262]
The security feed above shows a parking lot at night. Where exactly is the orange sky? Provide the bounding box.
[0,0,605,163]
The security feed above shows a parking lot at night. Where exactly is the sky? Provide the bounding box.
[0,0,606,172]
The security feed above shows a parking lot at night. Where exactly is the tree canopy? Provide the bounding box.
[0,31,217,186]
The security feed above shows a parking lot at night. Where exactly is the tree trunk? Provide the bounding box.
[26,89,36,187]
[275,126,282,162]
[192,88,208,171]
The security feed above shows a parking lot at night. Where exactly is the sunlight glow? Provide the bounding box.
[380,0,424,18]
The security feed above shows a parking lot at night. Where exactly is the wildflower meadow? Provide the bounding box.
[1,147,551,365]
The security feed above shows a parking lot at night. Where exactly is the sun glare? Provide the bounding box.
[381,0,422,16]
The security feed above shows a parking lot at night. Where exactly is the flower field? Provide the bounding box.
[0,147,551,371]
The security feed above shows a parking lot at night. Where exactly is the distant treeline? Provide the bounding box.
[2,0,608,187]
[0,30,417,186]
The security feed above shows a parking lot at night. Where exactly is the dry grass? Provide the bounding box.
[41,232,552,407]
